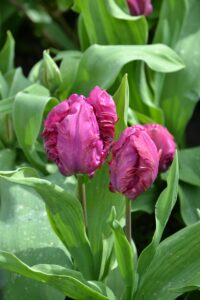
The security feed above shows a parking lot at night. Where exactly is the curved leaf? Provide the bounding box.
[0,251,108,300]
[0,168,95,280]
[137,152,179,276]
[13,84,59,172]
[71,44,184,94]
[136,222,200,300]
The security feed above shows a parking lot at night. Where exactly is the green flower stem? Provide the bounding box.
[78,177,88,229]
[125,198,132,243]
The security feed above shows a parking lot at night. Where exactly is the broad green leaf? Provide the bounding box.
[0,149,15,170]
[76,0,147,45]
[113,74,129,138]
[129,110,156,125]
[0,251,108,300]
[111,220,134,298]
[132,185,159,214]
[123,62,164,124]
[86,164,124,279]
[0,168,95,279]
[58,50,82,98]
[78,15,91,51]
[0,97,13,115]
[179,182,200,226]
[137,152,179,276]
[179,147,200,187]
[0,31,14,74]
[0,181,68,300]
[107,266,126,300]
[13,84,59,172]
[71,44,184,95]
[135,221,200,300]
[5,67,30,97]
[153,0,200,144]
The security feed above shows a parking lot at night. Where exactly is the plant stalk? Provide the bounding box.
[125,198,132,243]
[78,177,88,229]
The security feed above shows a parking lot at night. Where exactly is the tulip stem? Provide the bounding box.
[125,198,132,243]
[78,177,88,229]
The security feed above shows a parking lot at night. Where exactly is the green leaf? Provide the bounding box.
[13,84,59,172]
[179,147,200,187]
[0,31,15,74]
[123,62,164,124]
[111,220,134,298]
[5,67,30,98]
[113,74,129,139]
[0,149,16,170]
[0,251,108,300]
[0,72,8,99]
[76,0,147,45]
[0,99,15,146]
[106,266,126,300]
[58,50,82,98]
[179,182,200,225]
[137,152,179,276]
[78,15,91,51]
[71,44,184,95]
[135,221,200,300]
[132,185,159,214]
[0,168,95,280]
[0,180,68,300]
[153,0,200,144]
[85,164,124,279]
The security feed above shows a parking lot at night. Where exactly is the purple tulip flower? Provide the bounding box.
[109,125,159,200]
[144,124,176,172]
[127,0,153,16]
[42,87,117,177]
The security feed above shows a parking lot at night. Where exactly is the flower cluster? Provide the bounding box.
[43,86,176,200]
[109,124,176,199]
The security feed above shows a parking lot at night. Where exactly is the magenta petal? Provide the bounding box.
[109,125,159,200]
[87,86,117,159]
[144,124,176,172]
[42,101,69,164]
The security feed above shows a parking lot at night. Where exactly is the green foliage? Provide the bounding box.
[153,0,200,145]
[13,84,58,171]
[0,252,108,300]
[137,152,179,275]
[0,180,67,300]
[135,221,200,300]
[0,1,200,299]
[111,219,135,299]
[71,44,184,94]
[0,168,95,280]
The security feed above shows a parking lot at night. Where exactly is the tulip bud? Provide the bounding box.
[144,124,176,172]
[127,0,153,16]
[39,51,62,94]
[109,125,159,200]
[42,87,117,176]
